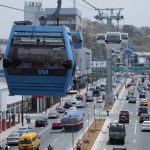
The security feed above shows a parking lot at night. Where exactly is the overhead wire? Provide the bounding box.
[69,0,95,10]
[0,4,40,15]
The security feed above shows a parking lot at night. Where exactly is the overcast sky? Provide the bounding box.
[0,0,149,38]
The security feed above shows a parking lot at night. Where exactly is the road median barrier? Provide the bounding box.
[74,119,105,150]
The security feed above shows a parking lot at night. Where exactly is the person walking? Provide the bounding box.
[5,144,11,150]
[76,139,81,150]
[117,93,119,99]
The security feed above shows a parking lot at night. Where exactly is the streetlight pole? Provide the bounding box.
[88,110,90,137]
[86,60,89,90]
[99,103,100,121]
[94,104,96,129]
[21,95,24,126]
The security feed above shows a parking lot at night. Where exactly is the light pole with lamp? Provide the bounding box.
[86,60,90,90]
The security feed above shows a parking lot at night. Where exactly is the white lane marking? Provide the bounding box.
[104,148,106,150]
[134,123,137,135]
[54,138,58,142]
[39,125,51,135]
[134,139,136,143]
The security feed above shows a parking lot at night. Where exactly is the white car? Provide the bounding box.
[17,125,33,134]
[69,106,77,110]
[141,121,150,131]
[96,96,104,103]
[76,101,87,108]
[128,96,136,103]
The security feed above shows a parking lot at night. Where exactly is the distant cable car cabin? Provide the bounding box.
[96,33,105,44]
[70,31,83,49]
[3,21,74,96]
[121,33,128,44]
[105,32,122,49]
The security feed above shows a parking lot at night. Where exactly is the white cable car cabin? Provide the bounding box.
[121,33,128,44]
[105,32,122,49]
[96,33,105,44]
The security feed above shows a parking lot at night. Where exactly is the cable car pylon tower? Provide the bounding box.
[95,8,124,105]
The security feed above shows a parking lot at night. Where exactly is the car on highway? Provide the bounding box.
[93,89,100,96]
[52,120,63,129]
[64,101,73,109]
[17,125,33,134]
[7,132,20,145]
[95,96,104,103]
[126,93,133,100]
[138,106,148,116]
[35,116,48,127]
[139,113,149,123]
[18,132,40,150]
[139,98,148,106]
[85,90,93,102]
[48,111,59,119]
[141,121,150,131]
[139,91,146,98]
[128,96,136,103]
[69,106,77,110]
[131,79,137,86]
[119,111,129,123]
[88,85,95,91]
[75,101,87,108]
[56,105,65,113]
[112,147,127,150]
[76,95,84,101]
[69,99,79,106]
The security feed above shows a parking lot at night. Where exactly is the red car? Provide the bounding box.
[76,95,84,101]
[52,120,63,129]
[139,113,149,123]
[56,106,65,113]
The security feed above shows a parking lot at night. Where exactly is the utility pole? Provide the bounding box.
[95,8,124,105]
[73,0,76,8]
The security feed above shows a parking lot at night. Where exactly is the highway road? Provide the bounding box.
[93,75,150,150]
[2,78,123,150]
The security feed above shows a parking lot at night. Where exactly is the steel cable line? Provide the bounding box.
[0,4,40,15]
[69,0,95,10]
[81,0,109,17]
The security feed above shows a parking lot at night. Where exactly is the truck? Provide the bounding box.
[61,110,84,131]
[109,123,126,144]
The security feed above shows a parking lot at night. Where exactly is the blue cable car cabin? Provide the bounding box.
[3,22,74,96]
[70,31,83,49]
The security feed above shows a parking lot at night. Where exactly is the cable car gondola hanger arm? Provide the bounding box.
[39,0,62,26]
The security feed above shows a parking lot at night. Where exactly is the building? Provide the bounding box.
[91,60,107,77]
[24,1,82,31]
[74,48,92,77]
[133,52,150,65]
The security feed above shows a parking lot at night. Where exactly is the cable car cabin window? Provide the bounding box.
[7,37,68,76]
[72,36,82,43]
[105,35,121,44]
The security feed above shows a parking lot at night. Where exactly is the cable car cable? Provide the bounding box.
[69,0,95,10]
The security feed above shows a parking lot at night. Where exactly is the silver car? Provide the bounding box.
[7,132,20,145]
[17,125,33,134]
[141,121,150,131]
